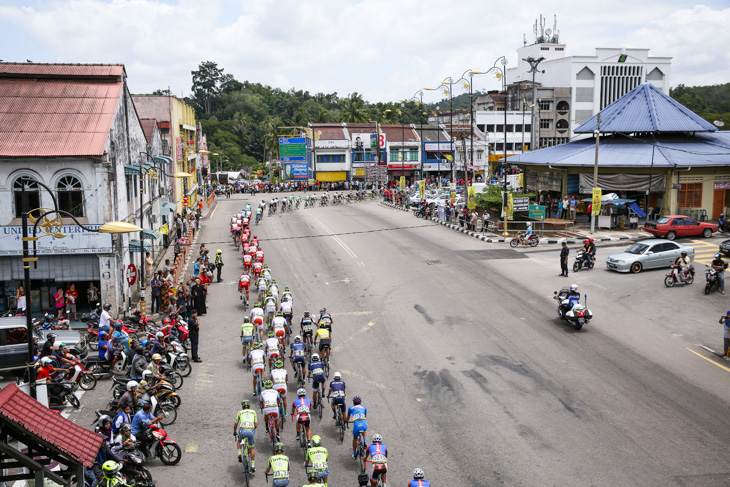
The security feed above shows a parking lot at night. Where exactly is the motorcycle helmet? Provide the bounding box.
[141,339,148,348]
[263,380,274,389]
[274,360,284,369]
[152,354,162,361]
[98,414,112,426]
[311,435,322,447]
[681,251,688,256]
[41,357,53,365]
[584,239,590,244]
[114,323,122,330]
[372,434,382,443]
[135,346,145,355]
[570,284,578,292]
[216,249,222,254]
[162,318,171,325]
[142,370,153,380]
[241,400,250,409]
[102,460,120,478]
[353,396,361,404]
[156,332,164,339]
[716,253,721,259]
[58,342,67,349]
[103,303,112,311]
[413,468,425,479]
[333,372,342,380]
[44,313,53,322]
[294,335,301,343]
[120,423,131,433]
[127,381,139,391]
[297,388,306,397]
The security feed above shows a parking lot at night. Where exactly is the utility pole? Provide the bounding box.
[591,113,601,234]
[523,56,545,151]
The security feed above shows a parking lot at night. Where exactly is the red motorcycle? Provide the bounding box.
[664,264,695,287]
[62,359,97,390]
[86,322,139,351]
[145,424,182,465]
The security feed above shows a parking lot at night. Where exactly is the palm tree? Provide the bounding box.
[341,92,368,123]
[263,117,285,161]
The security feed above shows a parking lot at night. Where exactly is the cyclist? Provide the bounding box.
[266,442,290,487]
[241,317,256,359]
[365,434,388,487]
[234,400,258,471]
[268,279,280,300]
[289,335,307,378]
[318,307,333,333]
[238,272,251,303]
[409,468,430,487]
[256,205,263,223]
[265,294,278,324]
[256,276,268,296]
[243,253,253,273]
[327,371,346,420]
[271,359,289,412]
[265,330,281,370]
[291,388,312,446]
[345,396,367,459]
[260,380,282,441]
[272,312,288,347]
[250,301,266,341]
[305,435,329,483]
[252,260,263,280]
[300,311,315,351]
[314,323,331,361]
[357,472,370,487]
[262,266,273,285]
[308,353,326,407]
[249,342,266,395]
[305,471,327,486]
[255,248,265,264]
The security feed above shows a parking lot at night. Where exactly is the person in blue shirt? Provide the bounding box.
[345,396,367,459]
[525,222,532,238]
[327,372,346,420]
[290,388,312,445]
[289,335,306,375]
[409,468,430,487]
[98,331,110,361]
[307,353,326,406]
[112,404,132,434]
[131,402,162,455]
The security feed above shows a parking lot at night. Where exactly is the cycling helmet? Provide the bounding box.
[569,284,578,292]
[103,303,112,311]
[319,323,327,328]
[303,311,310,317]
[263,380,274,389]
[320,308,326,314]
[243,317,250,323]
[372,434,382,443]
[272,279,277,284]
[142,370,153,380]
[312,353,320,361]
[297,388,306,397]
[241,400,250,409]
[156,332,164,339]
[309,471,320,482]
[274,360,284,369]
[276,311,283,316]
[267,330,274,338]
[284,287,290,292]
[311,435,322,447]
[413,468,425,479]
[357,473,370,485]
[274,442,284,453]
[102,460,120,477]
[127,381,139,391]
[252,342,261,349]
[294,335,301,342]
[333,372,342,380]
[353,396,361,404]
[152,353,162,361]
[263,264,268,268]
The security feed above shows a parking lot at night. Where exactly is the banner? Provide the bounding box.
[506,193,514,220]
[591,187,602,216]
[467,186,476,210]
[418,180,425,199]
[518,172,524,189]
[159,223,168,236]
[399,176,406,188]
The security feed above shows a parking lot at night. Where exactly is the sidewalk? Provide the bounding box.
[380,201,651,244]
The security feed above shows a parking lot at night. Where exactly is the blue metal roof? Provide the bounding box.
[506,132,730,168]
[575,83,717,134]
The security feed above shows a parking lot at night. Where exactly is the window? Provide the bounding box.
[515,124,522,133]
[56,175,84,217]
[476,152,482,160]
[486,125,495,132]
[496,125,504,133]
[6,327,27,345]
[505,125,513,132]
[670,218,684,226]
[678,183,702,208]
[541,47,550,51]
[538,100,551,111]
[555,47,564,51]
[540,119,551,129]
[389,150,418,162]
[317,154,346,163]
[13,176,40,218]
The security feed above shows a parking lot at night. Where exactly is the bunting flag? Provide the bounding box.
[159,223,169,235]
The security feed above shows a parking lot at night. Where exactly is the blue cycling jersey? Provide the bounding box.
[309,361,325,378]
[347,404,367,422]
[409,481,431,487]
[329,380,345,393]
[291,397,311,415]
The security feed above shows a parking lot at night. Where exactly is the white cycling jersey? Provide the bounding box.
[266,337,280,354]
[280,301,293,313]
[271,368,287,386]
[260,389,279,409]
[250,349,265,366]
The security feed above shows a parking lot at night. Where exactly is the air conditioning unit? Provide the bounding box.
[149,214,158,224]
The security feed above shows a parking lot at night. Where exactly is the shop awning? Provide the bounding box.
[129,240,152,252]
[161,202,177,212]
[124,164,141,176]
[0,255,101,281]
[142,229,160,240]
[154,155,173,165]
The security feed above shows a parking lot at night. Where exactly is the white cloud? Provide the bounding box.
[0,0,727,102]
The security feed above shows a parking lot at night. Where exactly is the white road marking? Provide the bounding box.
[308,214,358,259]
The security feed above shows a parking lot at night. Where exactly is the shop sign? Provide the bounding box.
[0,225,113,255]
[715,182,730,190]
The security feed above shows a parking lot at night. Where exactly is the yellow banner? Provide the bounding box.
[518,172,524,189]
[159,223,168,235]
[418,180,425,199]
[591,187,602,216]
[399,176,406,188]
[507,193,514,220]
[467,186,476,209]
[353,168,365,176]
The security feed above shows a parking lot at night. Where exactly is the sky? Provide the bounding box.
[1,0,729,103]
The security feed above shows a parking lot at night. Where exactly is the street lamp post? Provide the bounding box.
[400,90,424,181]
[523,56,545,153]
[19,177,140,399]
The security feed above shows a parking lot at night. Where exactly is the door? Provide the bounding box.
[713,189,725,220]
[670,218,685,237]
[645,244,665,269]
[683,218,700,237]
[662,242,681,266]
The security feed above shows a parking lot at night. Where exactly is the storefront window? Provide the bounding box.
[678,183,703,208]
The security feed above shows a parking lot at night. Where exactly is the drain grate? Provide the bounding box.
[424,260,442,265]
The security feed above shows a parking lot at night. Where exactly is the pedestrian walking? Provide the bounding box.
[87,282,100,310]
[188,309,201,362]
[560,241,569,277]
[717,311,730,358]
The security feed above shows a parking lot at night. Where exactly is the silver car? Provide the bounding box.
[605,239,694,273]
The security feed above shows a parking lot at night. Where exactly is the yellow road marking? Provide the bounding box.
[210,202,219,218]
[687,348,730,373]
[186,444,199,453]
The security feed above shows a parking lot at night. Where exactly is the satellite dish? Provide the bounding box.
[714,120,725,127]
[545,28,552,37]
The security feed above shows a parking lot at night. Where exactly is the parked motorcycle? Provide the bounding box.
[116,444,155,487]
[165,342,191,377]
[572,249,594,272]
[664,264,695,287]
[553,289,592,331]
[144,424,182,466]
[705,266,722,294]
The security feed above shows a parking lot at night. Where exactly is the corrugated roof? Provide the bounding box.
[507,132,730,168]
[0,63,124,80]
[0,79,122,157]
[575,83,717,134]
[420,126,451,143]
[140,118,157,143]
[311,123,347,140]
[0,383,103,468]
[380,124,419,143]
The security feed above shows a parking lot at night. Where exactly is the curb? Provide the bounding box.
[380,202,411,212]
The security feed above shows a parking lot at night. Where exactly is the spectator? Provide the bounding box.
[65,283,79,321]
[569,195,577,221]
[175,290,188,320]
[15,285,26,315]
[54,286,66,319]
[162,259,171,274]
[87,282,100,310]
[721,311,730,356]
[150,272,161,315]
[173,238,181,263]
[145,252,154,284]
[470,210,478,231]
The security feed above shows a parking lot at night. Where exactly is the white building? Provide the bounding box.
[506,15,672,130]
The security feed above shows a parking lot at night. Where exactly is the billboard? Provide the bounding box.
[283,162,308,181]
[279,137,307,161]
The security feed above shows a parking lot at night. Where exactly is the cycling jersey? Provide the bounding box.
[266,337,280,356]
[243,255,252,264]
[271,369,287,395]
[250,349,265,371]
[348,404,367,437]
[235,409,257,430]
[309,361,325,386]
[301,318,314,333]
[280,301,293,314]
[260,389,280,409]
[268,284,279,296]
[315,328,330,341]
[290,342,306,362]
[329,380,345,398]
[250,307,265,323]
[291,397,311,422]
[267,454,289,480]
[409,480,431,487]
[238,275,250,291]
[272,316,287,335]
[241,323,255,341]
[367,443,388,464]
[305,447,328,473]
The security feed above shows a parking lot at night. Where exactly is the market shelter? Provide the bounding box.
[508,83,730,219]
[0,383,103,486]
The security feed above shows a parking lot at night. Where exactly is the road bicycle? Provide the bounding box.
[293,360,306,387]
[266,412,279,452]
[354,429,368,472]
[329,395,347,443]
[242,340,252,371]
[237,435,253,487]
[312,383,325,420]
[322,351,331,378]
[254,371,263,396]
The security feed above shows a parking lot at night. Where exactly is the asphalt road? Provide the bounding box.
[58,195,730,487]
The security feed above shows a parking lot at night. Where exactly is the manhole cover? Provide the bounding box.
[424,260,442,265]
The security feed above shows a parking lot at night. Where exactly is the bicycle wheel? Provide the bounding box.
[338,413,345,443]
[324,358,330,378]
[318,397,323,420]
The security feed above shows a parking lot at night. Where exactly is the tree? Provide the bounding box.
[341,92,368,123]
[152,88,172,96]
[263,117,285,162]
[191,61,224,114]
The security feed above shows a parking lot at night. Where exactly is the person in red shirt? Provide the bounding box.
[65,283,79,321]
[36,357,55,382]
